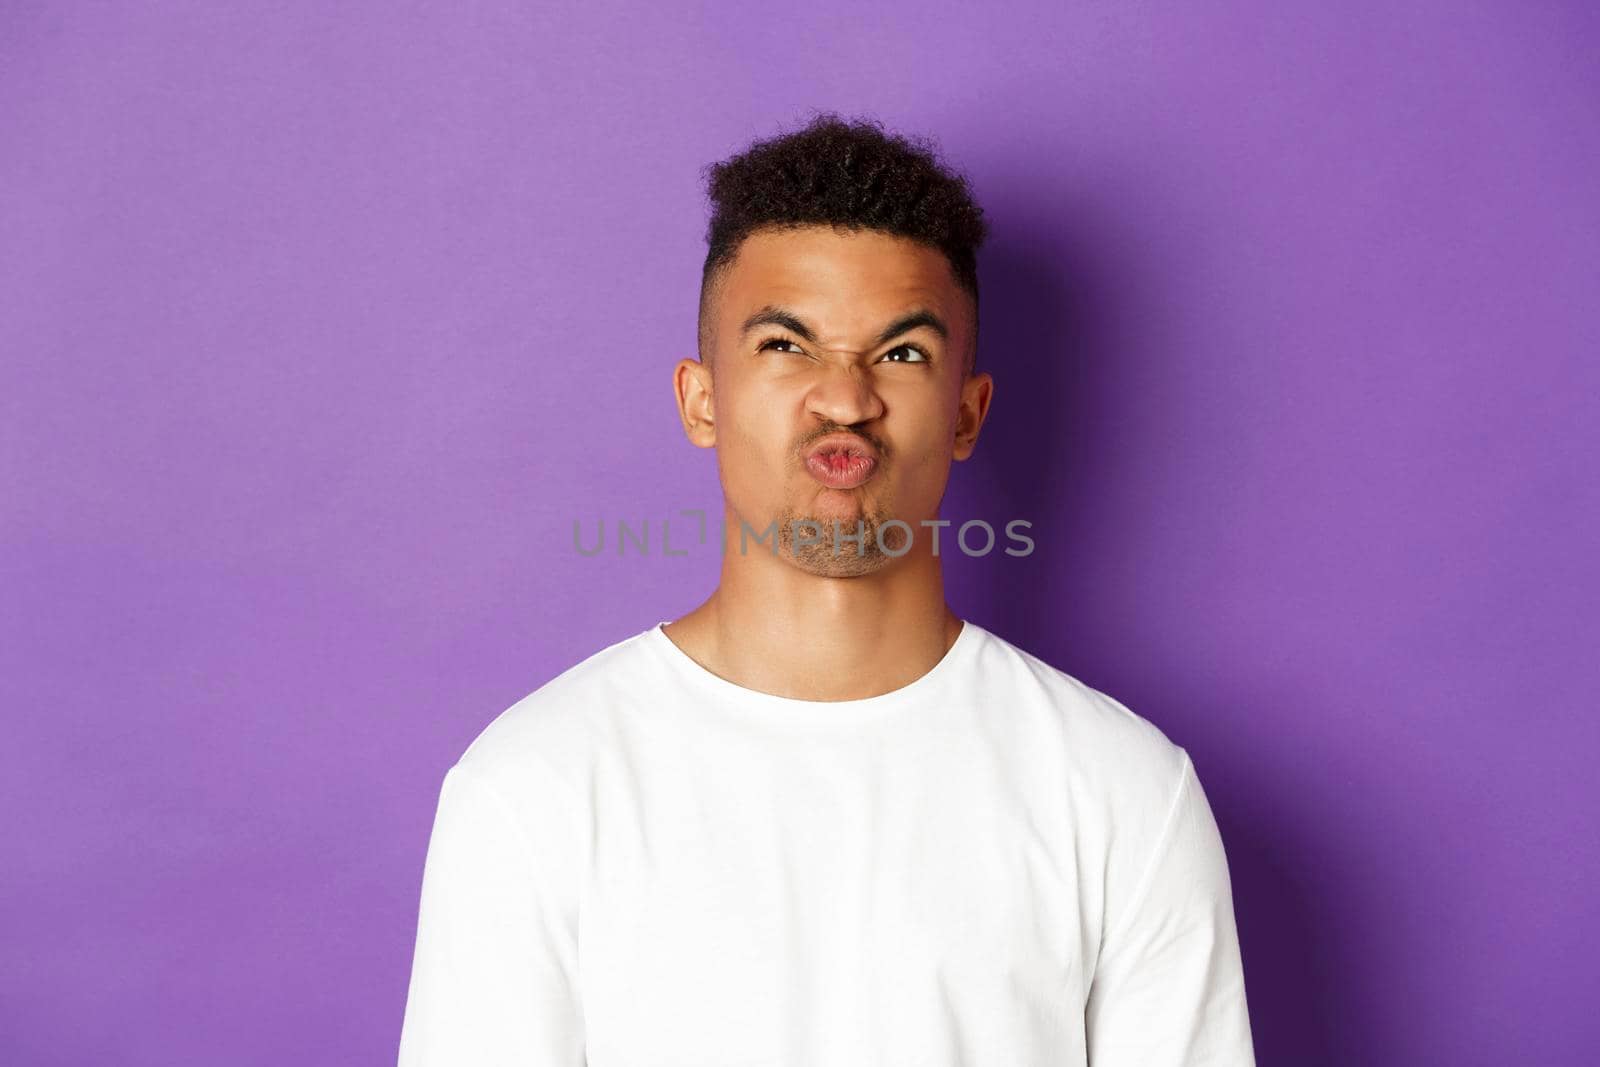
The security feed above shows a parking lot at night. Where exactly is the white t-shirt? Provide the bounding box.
[397,618,1256,1066]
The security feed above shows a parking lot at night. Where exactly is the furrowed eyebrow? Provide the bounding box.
[740,306,817,343]
[739,305,949,348]
[873,309,948,346]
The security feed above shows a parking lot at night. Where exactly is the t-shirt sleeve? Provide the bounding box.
[1084,749,1256,1066]
[397,760,585,1066]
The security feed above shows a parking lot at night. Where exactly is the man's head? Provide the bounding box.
[675,113,994,578]
[696,113,989,376]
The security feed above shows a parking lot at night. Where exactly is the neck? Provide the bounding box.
[662,507,962,702]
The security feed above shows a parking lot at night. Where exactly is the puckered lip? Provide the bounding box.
[802,432,881,465]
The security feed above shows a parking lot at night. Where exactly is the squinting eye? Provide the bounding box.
[758,337,803,354]
[880,343,930,363]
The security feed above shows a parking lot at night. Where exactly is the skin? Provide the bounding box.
[665,224,994,701]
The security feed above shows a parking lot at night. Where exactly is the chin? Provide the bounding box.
[787,543,897,578]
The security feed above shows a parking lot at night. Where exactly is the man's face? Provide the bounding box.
[679,224,992,577]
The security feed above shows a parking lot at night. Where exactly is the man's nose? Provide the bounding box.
[804,362,885,427]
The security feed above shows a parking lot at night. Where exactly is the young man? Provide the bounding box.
[397,114,1256,1066]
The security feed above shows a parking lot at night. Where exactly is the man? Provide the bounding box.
[397,112,1256,1066]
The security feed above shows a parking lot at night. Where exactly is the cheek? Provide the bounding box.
[890,392,959,465]
[716,388,798,491]
[899,448,955,501]
[730,406,789,466]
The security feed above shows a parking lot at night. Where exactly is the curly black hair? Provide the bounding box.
[697,111,989,375]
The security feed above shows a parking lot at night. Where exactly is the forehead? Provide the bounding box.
[717,226,966,342]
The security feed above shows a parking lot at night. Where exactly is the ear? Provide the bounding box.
[952,369,993,462]
[673,357,716,448]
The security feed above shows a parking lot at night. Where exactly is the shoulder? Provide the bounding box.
[448,624,660,802]
[970,623,1190,807]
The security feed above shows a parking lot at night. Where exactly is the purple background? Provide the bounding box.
[3,2,1596,1064]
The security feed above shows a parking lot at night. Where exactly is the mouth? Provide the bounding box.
[803,434,880,490]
